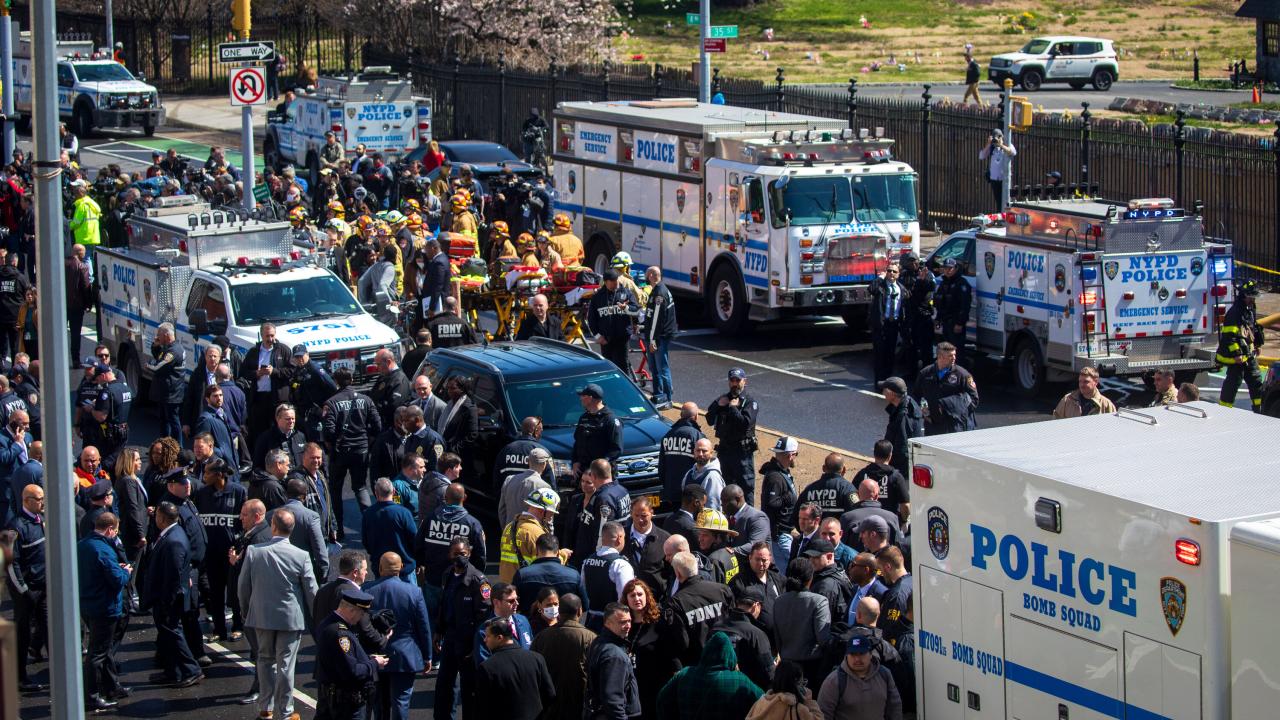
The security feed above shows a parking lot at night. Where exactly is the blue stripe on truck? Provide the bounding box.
[1004,660,1172,720]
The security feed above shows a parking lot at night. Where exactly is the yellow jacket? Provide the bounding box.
[498,513,571,581]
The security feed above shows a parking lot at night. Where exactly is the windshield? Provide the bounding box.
[508,370,654,427]
[1019,39,1052,54]
[73,63,137,83]
[445,143,520,164]
[229,274,363,325]
[851,174,918,222]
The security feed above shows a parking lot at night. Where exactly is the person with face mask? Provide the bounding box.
[435,537,492,720]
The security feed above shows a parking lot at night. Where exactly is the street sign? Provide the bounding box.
[709,25,738,38]
[703,38,726,53]
[229,66,266,106]
[219,40,276,64]
[686,12,700,24]
[253,183,269,203]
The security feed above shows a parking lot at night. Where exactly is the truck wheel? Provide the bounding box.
[1019,69,1043,92]
[263,136,281,172]
[1012,338,1044,395]
[709,265,750,334]
[1173,369,1199,387]
[585,237,615,277]
[1091,68,1115,92]
[142,123,156,137]
[120,349,147,407]
[73,104,93,139]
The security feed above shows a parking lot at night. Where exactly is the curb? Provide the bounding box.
[1168,83,1259,94]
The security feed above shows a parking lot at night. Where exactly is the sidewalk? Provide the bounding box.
[165,95,272,134]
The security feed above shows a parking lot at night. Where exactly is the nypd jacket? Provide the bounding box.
[572,407,622,468]
[659,418,704,505]
[415,503,487,587]
[913,363,979,434]
[322,387,382,454]
[193,481,248,556]
[585,284,637,340]
[492,435,555,490]
[794,472,858,521]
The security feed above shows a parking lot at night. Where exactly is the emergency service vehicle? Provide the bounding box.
[552,99,921,333]
[95,197,401,394]
[264,66,431,187]
[909,402,1280,720]
[928,196,1230,394]
[13,31,164,137]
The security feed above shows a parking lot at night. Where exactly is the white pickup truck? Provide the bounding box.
[95,198,402,393]
[13,32,164,137]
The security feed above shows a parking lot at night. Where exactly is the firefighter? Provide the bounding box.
[933,259,972,364]
[450,194,479,241]
[490,221,516,262]
[517,234,539,267]
[705,368,760,505]
[610,251,648,304]
[549,214,584,267]
[1216,279,1265,412]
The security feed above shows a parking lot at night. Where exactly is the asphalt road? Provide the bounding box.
[812,80,1258,112]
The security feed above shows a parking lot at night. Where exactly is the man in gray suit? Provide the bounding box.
[411,374,448,432]
[271,478,330,582]
[238,508,319,720]
[722,484,771,556]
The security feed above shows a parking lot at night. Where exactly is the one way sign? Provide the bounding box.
[218,40,276,64]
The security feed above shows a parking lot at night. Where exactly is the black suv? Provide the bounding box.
[413,338,672,511]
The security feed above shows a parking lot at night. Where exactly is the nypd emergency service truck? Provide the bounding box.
[552,99,921,333]
[13,32,164,137]
[95,198,401,393]
[264,66,432,188]
[910,402,1280,720]
[928,196,1230,393]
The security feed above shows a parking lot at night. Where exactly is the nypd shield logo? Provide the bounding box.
[403,107,413,119]
[1190,257,1204,277]
[567,170,577,194]
[346,107,356,120]
[927,506,950,560]
[676,188,686,213]
[1054,264,1066,292]
[984,251,995,279]
[1104,261,1120,281]
[1160,577,1187,636]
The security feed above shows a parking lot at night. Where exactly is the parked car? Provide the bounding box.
[988,36,1119,91]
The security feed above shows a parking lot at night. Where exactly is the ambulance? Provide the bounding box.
[264,66,432,188]
[552,99,920,333]
[928,196,1231,393]
[95,197,402,394]
[909,402,1280,719]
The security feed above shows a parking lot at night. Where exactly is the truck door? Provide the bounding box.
[1102,249,1212,341]
[621,173,661,274]
[1045,42,1076,80]
[738,176,770,291]
[1046,252,1076,366]
[973,238,1005,354]
[57,63,76,113]
[919,567,1007,720]
[1123,633,1201,720]
[1005,616,1120,720]
[583,165,621,273]
[1003,244,1052,361]
[661,178,700,292]
[553,158,585,237]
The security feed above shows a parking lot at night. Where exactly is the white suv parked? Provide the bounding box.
[988,36,1119,92]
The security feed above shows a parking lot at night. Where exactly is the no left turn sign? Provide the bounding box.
[230,66,266,106]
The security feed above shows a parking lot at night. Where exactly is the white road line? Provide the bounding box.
[671,339,884,399]
[206,641,318,709]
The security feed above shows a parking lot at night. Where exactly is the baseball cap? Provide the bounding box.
[91,361,113,377]
[578,383,604,400]
[92,397,110,414]
[602,268,620,281]
[89,480,113,500]
[943,258,957,268]
[858,515,890,535]
[292,343,309,357]
[877,377,908,396]
[728,367,747,380]
[736,586,765,604]
[802,538,836,557]
[529,447,552,463]
[340,587,375,609]
[69,179,88,188]
[847,633,874,655]
[772,436,799,453]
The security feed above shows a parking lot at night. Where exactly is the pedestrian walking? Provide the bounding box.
[962,54,983,104]
[706,368,760,504]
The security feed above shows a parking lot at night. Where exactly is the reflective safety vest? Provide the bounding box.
[1216,302,1258,365]
[498,513,545,583]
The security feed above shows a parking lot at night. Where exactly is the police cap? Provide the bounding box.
[89,480,113,500]
[339,587,374,609]
[577,383,604,400]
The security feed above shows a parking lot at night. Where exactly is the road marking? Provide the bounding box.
[676,318,844,338]
[206,641,318,709]
[671,339,884,399]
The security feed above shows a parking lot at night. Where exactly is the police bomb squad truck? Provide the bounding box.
[909,402,1280,720]
[264,66,432,188]
[95,196,401,393]
[13,31,164,137]
[930,196,1230,394]
[552,99,920,333]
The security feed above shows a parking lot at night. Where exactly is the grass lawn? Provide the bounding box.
[613,0,1255,84]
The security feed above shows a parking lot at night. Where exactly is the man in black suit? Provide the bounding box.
[193,384,239,468]
[142,501,202,687]
[722,484,771,557]
[238,322,291,439]
[661,484,705,550]
[313,549,389,653]
[182,344,223,439]
[622,496,670,597]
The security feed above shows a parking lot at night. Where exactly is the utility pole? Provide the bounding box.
[1,0,14,163]
[1002,77,1014,211]
[698,0,710,102]
[104,0,114,52]
[32,0,84,716]
[232,0,255,211]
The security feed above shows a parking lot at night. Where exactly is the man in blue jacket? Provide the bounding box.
[364,552,433,720]
[362,478,418,579]
[78,512,132,711]
[141,501,202,687]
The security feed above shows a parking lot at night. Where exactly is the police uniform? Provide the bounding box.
[492,435,555,489]
[435,563,492,719]
[705,377,760,505]
[426,311,478,349]
[193,479,248,639]
[1216,287,1265,412]
[913,361,979,435]
[403,425,447,479]
[288,349,339,442]
[573,482,631,568]
[934,267,973,362]
[322,385,382,525]
[571,390,622,471]
[315,589,380,720]
[658,417,704,507]
[415,503,487,590]
[585,278,637,372]
[795,472,858,520]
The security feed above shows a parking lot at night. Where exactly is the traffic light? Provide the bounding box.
[231,0,251,38]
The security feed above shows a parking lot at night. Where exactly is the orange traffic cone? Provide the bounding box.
[1252,84,1261,103]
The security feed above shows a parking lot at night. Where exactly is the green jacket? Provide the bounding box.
[70,194,102,246]
[657,632,764,720]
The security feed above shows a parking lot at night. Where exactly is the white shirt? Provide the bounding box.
[979,141,1017,182]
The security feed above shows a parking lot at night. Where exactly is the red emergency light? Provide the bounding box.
[1084,312,1097,334]
[1175,538,1201,566]
[1122,291,1135,301]
[912,465,933,489]
[1210,284,1229,297]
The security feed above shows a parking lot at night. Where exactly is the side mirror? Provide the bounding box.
[266,110,283,124]
[188,308,209,336]
[209,318,228,335]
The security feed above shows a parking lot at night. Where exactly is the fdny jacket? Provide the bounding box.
[322,387,382,453]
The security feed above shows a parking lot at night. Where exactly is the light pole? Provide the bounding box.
[698,0,710,102]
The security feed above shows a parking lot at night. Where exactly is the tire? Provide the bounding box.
[709,264,750,334]
[1069,81,1086,90]
[1092,68,1115,91]
[142,122,156,137]
[73,104,94,139]
[585,237,614,277]
[263,136,281,172]
[1012,337,1044,395]
[1019,69,1043,92]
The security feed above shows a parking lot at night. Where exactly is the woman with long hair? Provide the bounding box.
[141,436,180,504]
[623,578,675,720]
[746,659,823,720]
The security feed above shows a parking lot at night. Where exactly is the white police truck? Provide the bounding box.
[552,99,920,333]
[910,401,1280,720]
[264,66,432,188]
[95,197,401,394]
[13,32,164,137]
[929,196,1230,394]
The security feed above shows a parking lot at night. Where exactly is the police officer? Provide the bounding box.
[658,402,704,508]
[322,368,382,525]
[574,459,631,568]
[795,453,858,520]
[492,416,553,490]
[150,469,211,668]
[82,397,126,470]
[435,536,492,720]
[933,259,972,364]
[426,297,478,349]
[401,409,447,482]
[705,368,760,505]
[586,268,638,373]
[288,344,338,443]
[901,253,936,373]
[146,322,187,445]
[571,384,621,478]
[913,341,978,435]
[1216,279,1265,412]
[7,484,48,692]
[315,587,387,720]
[193,458,247,641]
[416,482,487,602]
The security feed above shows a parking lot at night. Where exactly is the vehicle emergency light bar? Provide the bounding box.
[737,135,895,165]
[215,252,313,273]
[1009,183,1100,202]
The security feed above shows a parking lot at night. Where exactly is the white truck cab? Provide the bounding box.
[911,402,1280,720]
[13,32,163,137]
[95,197,401,393]
[553,99,920,333]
